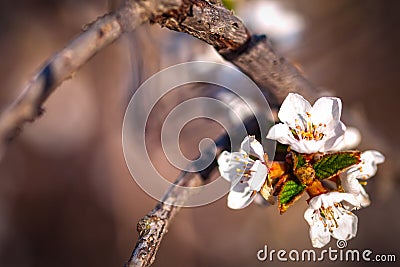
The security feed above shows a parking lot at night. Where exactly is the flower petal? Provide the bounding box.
[331,209,358,241]
[366,150,385,165]
[338,193,361,210]
[321,122,346,152]
[340,173,362,195]
[304,208,331,248]
[359,150,385,179]
[277,93,311,128]
[296,139,323,154]
[303,207,315,225]
[311,96,342,126]
[266,123,297,146]
[227,183,256,209]
[309,192,359,210]
[240,136,265,161]
[248,160,268,191]
[310,96,345,153]
[356,185,371,208]
[309,222,331,248]
[339,173,369,209]
[308,193,323,210]
[217,151,253,183]
[336,126,362,150]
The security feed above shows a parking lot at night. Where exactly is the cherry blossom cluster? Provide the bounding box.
[218,93,384,248]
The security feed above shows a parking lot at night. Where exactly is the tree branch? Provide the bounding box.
[0,12,131,158]
[0,0,185,159]
[150,0,319,104]
[125,171,203,267]
[124,116,261,267]
[0,0,311,158]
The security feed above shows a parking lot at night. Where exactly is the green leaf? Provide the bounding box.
[279,180,305,204]
[313,152,361,180]
[290,152,307,172]
[278,180,305,213]
[296,154,307,169]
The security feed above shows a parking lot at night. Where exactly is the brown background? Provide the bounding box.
[0,0,399,266]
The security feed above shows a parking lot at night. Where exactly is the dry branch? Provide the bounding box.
[0,0,184,158]
[0,0,315,158]
[151,1,319,104]
[0,12,123,158]
[124,115,262,267]
[125,171,203,267]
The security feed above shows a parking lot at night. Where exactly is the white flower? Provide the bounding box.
[304,192,360,248]
[267,93,346,153]
[340,150,385,207]
[218,136,270,209]
[335,126,362,150]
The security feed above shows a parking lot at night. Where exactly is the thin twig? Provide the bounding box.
[0,12,130,159]
[0,0,184,158]
[125,171,203,267]
[125,116,262,267]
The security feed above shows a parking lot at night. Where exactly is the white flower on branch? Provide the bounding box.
[335,126,362,150]
[304,192,360,248]
[267,93,346,153]
[217,136,270,209]
[339,150,385,207]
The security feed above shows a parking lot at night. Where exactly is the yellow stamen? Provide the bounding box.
[290,114,326,141]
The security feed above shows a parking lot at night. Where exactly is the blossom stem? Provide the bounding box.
[268,161,287,179]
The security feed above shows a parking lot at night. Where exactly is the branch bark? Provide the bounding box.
[0,12,122,158]
[124,116,261,267]
[0,0,313,158]
[0,0,185,158]
[150,0,319,104]
[125,171,203,267]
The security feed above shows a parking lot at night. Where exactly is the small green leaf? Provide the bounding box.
[279,180,305,204]
[296,154,307,169]
[278,180,305,213]
[313,152,361,180]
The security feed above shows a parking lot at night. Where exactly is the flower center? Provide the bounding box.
[290,112,326,141]
[232,154,254,182]
[318,203,342,233]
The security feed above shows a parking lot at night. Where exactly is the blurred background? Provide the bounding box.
[0,0,399,266]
